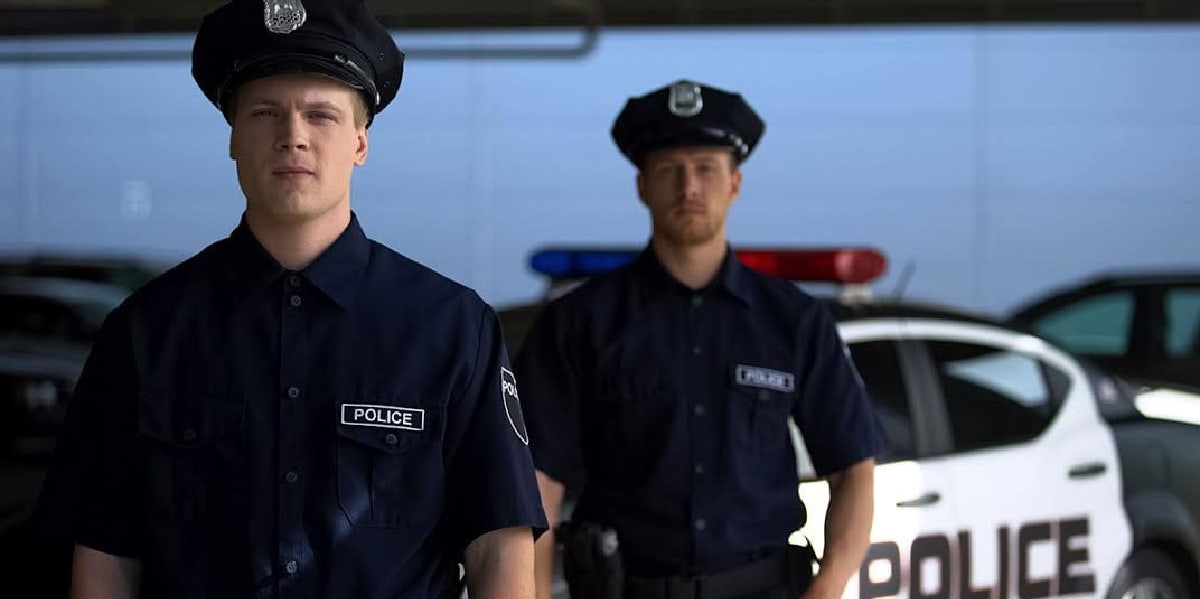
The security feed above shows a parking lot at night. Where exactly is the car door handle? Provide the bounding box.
[1068,462,1108,479]
[896,492,940,508]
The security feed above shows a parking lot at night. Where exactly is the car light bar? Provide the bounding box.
[530,247,887,285]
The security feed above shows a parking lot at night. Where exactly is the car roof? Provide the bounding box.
[826,297,1001,327]
[496,294,1005,329]
[0,249,173,267]
[0,276,130,307]
[1010,268,1200,320]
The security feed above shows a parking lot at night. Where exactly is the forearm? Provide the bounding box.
[72,545,140,599]
[534,471,565,599]
[808,459,875,599]
[465,527,536,599]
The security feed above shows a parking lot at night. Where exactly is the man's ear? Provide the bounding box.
[730,167,743,200]
[354,128,369,166]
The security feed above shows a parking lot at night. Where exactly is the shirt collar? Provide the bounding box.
[630,242,753,307]
[224,212,371,309]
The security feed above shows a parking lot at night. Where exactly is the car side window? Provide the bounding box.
[1165,288,1200,358]
[1031,291,1134,356]
[845,340,914,461]
[926,340,1069,453]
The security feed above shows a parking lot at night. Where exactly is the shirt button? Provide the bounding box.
[288,274,302,288]
[691,295,704,307]
[694,518,707,531]
[694,463,705,475]
[284,560,298,575]
[182,429,197,442]
[384,433,399,445]
[285,471,299,484]
[691,345,702,356]
[694,404,706,417]
[286,386,300,399]
[289,295,302,307]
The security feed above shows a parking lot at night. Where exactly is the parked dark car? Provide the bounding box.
[1009,270,1200,392]
[0,275,128,457]
[0,276,128,597]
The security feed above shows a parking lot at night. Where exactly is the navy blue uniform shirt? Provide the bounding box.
[34,213,547,598]
[515,246,883,577]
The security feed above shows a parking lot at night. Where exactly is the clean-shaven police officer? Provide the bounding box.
[33,0,546,597]
[515,80,884,598]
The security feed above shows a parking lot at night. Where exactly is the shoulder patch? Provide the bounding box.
[501,367,528,445]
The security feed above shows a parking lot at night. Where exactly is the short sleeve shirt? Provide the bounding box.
[34,213,547,598]
[515,246,883,576]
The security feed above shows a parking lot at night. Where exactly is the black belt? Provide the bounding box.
[625,550,795,599]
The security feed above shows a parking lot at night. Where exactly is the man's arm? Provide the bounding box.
[72,545,141,599]
[533,471,566,599]
[807,458,875,599]
[464,526,536,599]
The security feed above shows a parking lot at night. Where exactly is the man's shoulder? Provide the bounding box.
[364,240,491,313]
[740,267,828,319]
[544,265,634,313]
[122,240,228,309]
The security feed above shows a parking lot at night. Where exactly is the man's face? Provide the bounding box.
[229,73,368,226]
[637,146,742,247]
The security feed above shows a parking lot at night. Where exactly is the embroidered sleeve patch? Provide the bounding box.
[501,368,529,445]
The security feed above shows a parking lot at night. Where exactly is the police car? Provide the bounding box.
[497,247,1200,599]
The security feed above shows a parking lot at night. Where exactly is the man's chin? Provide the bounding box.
[660,226,719,248]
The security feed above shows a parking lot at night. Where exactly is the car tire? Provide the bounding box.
[1107,548,1192,599]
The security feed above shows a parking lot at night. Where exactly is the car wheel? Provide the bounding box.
[1108,548,1191,599]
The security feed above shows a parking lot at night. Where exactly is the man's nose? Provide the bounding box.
[676,168,700,197]
[275,112,309,151]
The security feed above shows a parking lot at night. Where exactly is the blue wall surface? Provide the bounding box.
[1,24,1198,315]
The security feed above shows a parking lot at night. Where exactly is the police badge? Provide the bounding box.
[264,0,307,35]
[668,80,704,118]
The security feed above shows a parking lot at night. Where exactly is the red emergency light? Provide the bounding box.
[734,248,887,285]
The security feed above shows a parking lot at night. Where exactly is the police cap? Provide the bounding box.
[192,0,405,127]
[611,80,765,167]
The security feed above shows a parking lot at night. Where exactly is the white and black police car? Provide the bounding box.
[497,247,1200,599]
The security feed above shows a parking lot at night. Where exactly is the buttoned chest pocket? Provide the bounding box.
[138,397,246,522]
[335,403,443,529]
[729,381,795,455]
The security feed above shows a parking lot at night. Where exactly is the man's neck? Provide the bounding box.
[245,206,351,271]
[651,234,728,290]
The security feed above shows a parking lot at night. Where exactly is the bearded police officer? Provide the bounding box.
[515,81,884,598]
[33,1,546,597]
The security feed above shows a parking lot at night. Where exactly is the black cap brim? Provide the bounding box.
[218,52,380,124]
[631,126,750,165]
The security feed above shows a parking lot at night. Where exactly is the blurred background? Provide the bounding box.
[1,0,1198,314]
[1,1,1199,597]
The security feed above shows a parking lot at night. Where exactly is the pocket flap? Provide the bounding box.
[139,397,244,447]
[335,423,427,454]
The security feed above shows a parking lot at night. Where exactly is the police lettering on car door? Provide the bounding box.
[858,516,1095,599]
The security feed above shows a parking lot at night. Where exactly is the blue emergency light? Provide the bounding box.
[530,249,639,279]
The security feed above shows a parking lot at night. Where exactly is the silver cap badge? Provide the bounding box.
[263,0,307,35]
[668,80,703,118]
